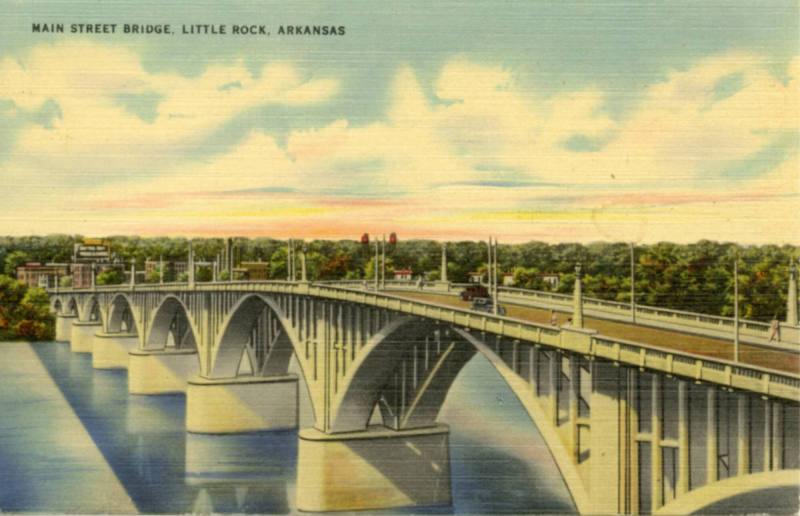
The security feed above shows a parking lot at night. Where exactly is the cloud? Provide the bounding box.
[1,43,797,244]
[0,39,339,183]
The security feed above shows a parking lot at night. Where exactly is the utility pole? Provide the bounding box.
[381,234,386,289]
[630,243,636,324]
[301,241,308,282]
[492,237,498,315]
[374,239,379,290]
[734,257,739,362]
[287,239,292,281]
[441,242,448,283]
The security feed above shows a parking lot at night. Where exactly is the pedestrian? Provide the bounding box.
[566,317,572,327]
[769,316,780,343]
[549,310,558,326]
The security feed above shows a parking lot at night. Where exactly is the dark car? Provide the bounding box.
[461,285,489,301]
[470,296,506,315]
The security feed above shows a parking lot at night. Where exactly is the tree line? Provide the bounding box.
[1,235,797,322]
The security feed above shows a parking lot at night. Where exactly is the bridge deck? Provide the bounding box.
[393,292,800,375]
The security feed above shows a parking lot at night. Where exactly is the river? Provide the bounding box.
[0,341,576,514]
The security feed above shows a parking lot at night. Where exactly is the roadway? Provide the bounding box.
[391,291,800,375]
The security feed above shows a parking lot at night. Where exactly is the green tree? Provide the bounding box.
[0,275,54,341]
[96,268,125,285]
[4,250,31,278]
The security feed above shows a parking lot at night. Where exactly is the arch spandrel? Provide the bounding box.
[144,295,202,362]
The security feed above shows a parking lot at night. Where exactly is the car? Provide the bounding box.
[470,296,506,315]
[460,285,489,301]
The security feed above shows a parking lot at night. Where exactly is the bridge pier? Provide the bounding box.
[92,331,138,369]
[69,320,102,353]
[186,375,298,433]
[296,424,451,512]
[55,313,77,342]
[128,348,199,394]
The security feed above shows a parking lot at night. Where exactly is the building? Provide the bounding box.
[539,273,560,290]
[393,269,413,281]
[16,263,69,289]
[468,272,484,284]
[71,263,123,289]
[503,272,515,286]
[233,262,270,281]
[73,239,111,263]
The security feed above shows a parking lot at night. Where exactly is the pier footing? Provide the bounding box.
[55,314,77,342]
[92,332,138,369]
[186,375,298,434]
[70,320,102,353]
[128,348,199,394]
[296,424,451,512]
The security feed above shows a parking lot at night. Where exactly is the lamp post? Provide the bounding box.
[788,261,798,325]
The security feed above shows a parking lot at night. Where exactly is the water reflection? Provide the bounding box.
[185,432,296,514]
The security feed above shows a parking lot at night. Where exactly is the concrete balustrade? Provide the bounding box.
[186,375,298,433]
[128,348,199,394]
[69,320,102,353]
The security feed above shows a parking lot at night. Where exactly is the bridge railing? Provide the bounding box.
[306,284,800,402]
[49,279,794,348]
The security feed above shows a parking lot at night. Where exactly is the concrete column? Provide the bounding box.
[651,374,662,513]
[677,380,690,495]
[55,313,78,341]
[92,331,138,369]
[737,394,750,476]
[573,264,583,329]
[130,259,136,288]
[128,348,199,394]
[70,320,102,353]
[788,263,798,325]
[529,346,538,395]
[548,351,559,425]
[764,401,772,471]
[772,401,783,470]
[159,255,164,283]
[707,387,719,483]
[296,425,451,512]
[568,356,580,462]
[589,361,629,514]
[186,375,298,433]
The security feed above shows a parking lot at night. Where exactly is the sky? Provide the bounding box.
[0,0,797,244]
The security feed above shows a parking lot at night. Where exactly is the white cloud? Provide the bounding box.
[1,43,797,244]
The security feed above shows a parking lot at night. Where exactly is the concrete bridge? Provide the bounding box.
[48,279,800,514]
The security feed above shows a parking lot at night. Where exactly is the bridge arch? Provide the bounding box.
[654,469,799,515]
[107,293,138,334]
[79,296,102,323]
[52,298,62,314]
[453,327,590,512]
[209,294,301,379]
[65,297,79,317]
[144,295,199,351]
[327,316,468,433]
